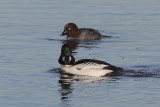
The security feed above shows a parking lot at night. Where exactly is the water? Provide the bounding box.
[0,0,160,107]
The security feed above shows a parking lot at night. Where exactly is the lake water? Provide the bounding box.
[0,0,160,107]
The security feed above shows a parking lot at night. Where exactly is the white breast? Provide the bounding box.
[61,63,113,77]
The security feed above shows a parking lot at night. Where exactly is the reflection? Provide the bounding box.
[58,72,73,100]
[58,69,106,100]
[46,37,114,52]
[48,68,73,100]
[45,37,102,51]
[61,40,101,51]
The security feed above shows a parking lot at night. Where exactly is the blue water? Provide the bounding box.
[0,0,160,107]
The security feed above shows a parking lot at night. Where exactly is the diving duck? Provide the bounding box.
[58,44,124,77]
[60,23,111,40]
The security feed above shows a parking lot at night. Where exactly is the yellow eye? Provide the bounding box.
[68,28,71,30]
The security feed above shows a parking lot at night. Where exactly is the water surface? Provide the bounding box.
[0,0,160,107]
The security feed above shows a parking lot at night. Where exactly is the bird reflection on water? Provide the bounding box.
[58,72,73,100]
[61,39,102,51]
[58,70,105,100]
[46,37,104,51]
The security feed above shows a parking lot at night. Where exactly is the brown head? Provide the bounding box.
[60,23,79,38]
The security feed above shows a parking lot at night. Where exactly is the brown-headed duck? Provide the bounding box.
[60,23,111,40]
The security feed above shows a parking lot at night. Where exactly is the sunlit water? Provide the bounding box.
[0,0,160,107]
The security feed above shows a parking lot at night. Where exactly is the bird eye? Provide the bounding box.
[68,28,71,30]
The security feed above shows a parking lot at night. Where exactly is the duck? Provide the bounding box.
[60,23,111,41]
[58,44,124,77]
